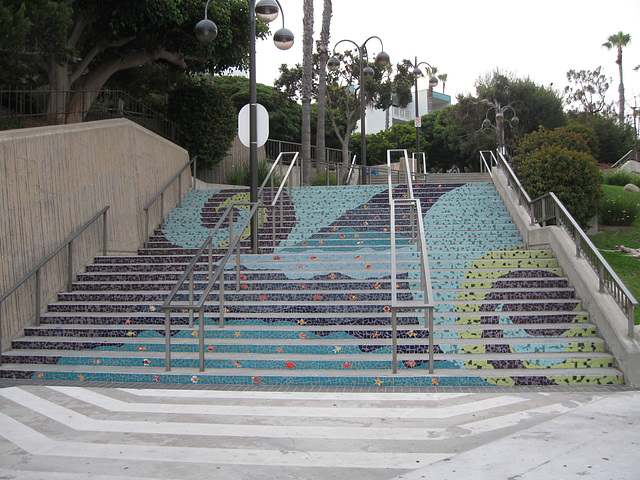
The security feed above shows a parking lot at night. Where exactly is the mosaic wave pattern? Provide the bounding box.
[0,181,623,386]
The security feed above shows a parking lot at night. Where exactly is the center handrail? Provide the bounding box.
[386,149,435,374]
[161,201,260,372]
[143,156,197,247]
[492,150,637,337]
[257,152,299,249]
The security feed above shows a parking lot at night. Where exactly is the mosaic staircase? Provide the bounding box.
[0,181,624,386]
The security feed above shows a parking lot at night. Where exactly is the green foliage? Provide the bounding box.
[599,186,640,226]
[603,170,640,187]
[516,145,603,227]
[312,171,338,186]
[167,81,235,169]
[225,160,280,187]
[567,113,635,164]
[473,70,567,136]
[514,126,594,165]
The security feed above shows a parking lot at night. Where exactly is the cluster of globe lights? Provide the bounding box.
[195,0,294,50]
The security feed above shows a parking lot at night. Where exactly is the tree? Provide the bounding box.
[0,0,264,122]
[426,65,438,114]
[438,73,448,95]
[167,80,236,169]
[300,0,314,185]
[315,0,332,166]
[515,135,602,228]
[564,68,615,128]
[603,32,631,126]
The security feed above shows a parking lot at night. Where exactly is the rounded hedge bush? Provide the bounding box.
[516,145,603,228]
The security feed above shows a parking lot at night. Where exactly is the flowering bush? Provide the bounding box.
[600,193,640,226]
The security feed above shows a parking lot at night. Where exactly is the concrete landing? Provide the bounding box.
[0,383,636,479]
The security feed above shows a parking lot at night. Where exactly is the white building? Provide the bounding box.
[365,89,452,135]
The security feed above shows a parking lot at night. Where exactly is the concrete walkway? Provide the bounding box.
[0,383,637,479]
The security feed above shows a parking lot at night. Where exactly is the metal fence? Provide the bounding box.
[0,88,179,143]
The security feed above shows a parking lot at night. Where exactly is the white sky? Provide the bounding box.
[255,0,640,109]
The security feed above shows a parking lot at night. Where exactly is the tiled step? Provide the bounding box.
[0,363,624,387]
[2,181,621,387]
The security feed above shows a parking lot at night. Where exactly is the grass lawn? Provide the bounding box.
[589,185,640,324]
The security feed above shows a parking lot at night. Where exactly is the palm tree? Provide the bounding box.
[603,31,631,126]
[426,66,438,114]
[315,0,332,168]
[301,0,314,185]
[438,73,448,95]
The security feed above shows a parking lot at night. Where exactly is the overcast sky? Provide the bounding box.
[254,0,640,110]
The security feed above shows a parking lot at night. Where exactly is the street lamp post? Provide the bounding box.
[195,0,294,253]
[480,100,519,158]
[327,37,389,175]
[411,57,438,169]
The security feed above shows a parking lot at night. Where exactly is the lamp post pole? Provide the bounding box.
[481,100,519,158]
[328,37,389,176]
[196,0,293,252]
[411,58,438,167]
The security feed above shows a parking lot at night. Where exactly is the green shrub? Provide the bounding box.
[599,188,640,226]
[602,170,640,188]
[167,81,236,169]
[312,171,338,186]
[225,161,281,187]
[516,145,603,228]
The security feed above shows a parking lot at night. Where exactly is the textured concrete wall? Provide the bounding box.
[0,119,189,348]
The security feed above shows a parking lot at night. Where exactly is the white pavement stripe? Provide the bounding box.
[458,402,590,436]
[0,467,175,480]
[0,412,449,470]
[0,387,447,440]
[49,386,528,419]
[118,388,471,401]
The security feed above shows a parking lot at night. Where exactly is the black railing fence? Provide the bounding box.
[0,88,179,143]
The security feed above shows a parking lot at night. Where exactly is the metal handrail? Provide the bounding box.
[609,149,637,170]
[258,152,300,249]
[386,149,435,374]
[493,151,637,337]
[0,206,109,362]
[346,155,357,185]
[143,156,197,247]
[479,150,497,177]
[161,202,260,371]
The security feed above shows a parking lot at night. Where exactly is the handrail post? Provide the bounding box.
[165,309,172,371]
[103,209,108,256]
[144,209,150,248]
[35,269,41,327]
[67,242,73,291]
[160,192,165,229]
[199,307,205,371]
[428,307,434,374]
[392,308,398,374]
[188,271,194,328]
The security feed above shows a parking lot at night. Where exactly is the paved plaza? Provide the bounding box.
[0,383,638,479]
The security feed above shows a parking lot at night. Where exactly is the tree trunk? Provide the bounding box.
[315,0,332,170]
[301,0,314,186]
[617,48,625,126]
[44,61,71,124]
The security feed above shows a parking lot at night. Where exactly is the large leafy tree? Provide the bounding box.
[0,0,262,121]
[564,67,615,128]
[603,31,631,126]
